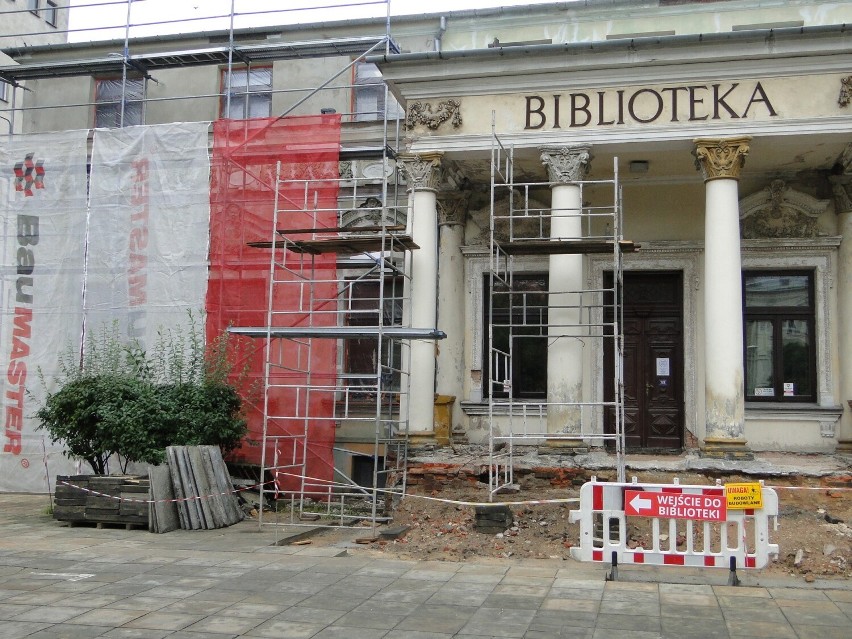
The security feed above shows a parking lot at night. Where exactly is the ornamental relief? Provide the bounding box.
[839,75,852,107]
[405,100,463,130]
[340,196,405,229]
[467,189,550,245]
[739,180,829,239]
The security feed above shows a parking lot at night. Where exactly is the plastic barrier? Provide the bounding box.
[569,477,779,570]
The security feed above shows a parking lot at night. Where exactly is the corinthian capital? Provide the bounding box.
[398,152,444,192]
[540,145,592,184]
[437,191,470,226]
[693,137,751,182]
[830,174,852,215]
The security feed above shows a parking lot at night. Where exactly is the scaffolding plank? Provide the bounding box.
[275,225,406,235]
[247,235,418,254]
[497,239,638,255]
[228,326,446,339]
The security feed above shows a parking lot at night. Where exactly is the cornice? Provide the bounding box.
[376,35,852,100]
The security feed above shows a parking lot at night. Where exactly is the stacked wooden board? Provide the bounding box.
[54,475,149,528]
[152,445,244,532]
[54,446,244,533]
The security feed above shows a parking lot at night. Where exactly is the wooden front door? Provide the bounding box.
[605,272,684,450]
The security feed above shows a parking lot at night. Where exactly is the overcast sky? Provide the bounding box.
[68,0,565,41]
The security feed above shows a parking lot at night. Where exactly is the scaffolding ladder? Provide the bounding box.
[487,124,634,499]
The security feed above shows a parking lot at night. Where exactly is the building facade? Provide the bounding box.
[2,0,852,494]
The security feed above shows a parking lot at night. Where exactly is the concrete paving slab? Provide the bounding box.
[11,605,92,623]
[725,619,798,638]
[23,624,113,638]
[1,492,852,639]
[245,619,327,638]
[790,626,852,639]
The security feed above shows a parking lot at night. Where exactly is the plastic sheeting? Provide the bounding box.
[208,115,341,495]
[86,123,212,351]
[0,131,89,493]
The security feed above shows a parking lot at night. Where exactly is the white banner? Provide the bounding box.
[0,131,90,493]
[86,123,211,350]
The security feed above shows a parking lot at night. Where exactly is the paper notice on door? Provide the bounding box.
[656,358,670,376]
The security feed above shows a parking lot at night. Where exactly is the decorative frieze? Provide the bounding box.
[839,76,852,107]
[405,100,462,130]
[693,137,751,182]
[739,180,829,239]
[398,152,444,192]
[830,174,852,214]
[540,145,592,183]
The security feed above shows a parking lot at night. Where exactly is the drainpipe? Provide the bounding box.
[435,16,447,53]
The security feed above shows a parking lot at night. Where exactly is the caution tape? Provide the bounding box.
[270,470,581,508]
[57,479,276,505]
[60,475,847,510]
[766,484,852,492]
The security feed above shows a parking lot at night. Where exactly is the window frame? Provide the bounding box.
[219,66,272,120]
[743,269,816,403]
[483,273,549,400]
[352,61,403,122]
[94,76,145,128]
[44,0,57,26]
[342,276,404,406]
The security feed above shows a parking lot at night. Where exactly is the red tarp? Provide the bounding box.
[208,115,341,496]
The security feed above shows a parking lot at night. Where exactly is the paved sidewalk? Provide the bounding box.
[1,493,850,638]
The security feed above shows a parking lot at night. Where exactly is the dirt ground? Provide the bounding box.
[302,471,852,582]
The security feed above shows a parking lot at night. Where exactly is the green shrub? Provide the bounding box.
[36,315,251,474]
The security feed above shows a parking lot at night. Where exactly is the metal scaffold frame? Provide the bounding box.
[1,0,426,529]
[487,119,631,499]
[230,145,433,531]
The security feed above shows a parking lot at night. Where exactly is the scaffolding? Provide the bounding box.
[229,149,443,530]
[0,1,431,528]
[487,123,634,498]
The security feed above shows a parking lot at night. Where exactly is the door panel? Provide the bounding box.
[605,272,683,450]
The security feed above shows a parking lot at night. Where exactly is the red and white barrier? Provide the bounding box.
[569,477,779,569]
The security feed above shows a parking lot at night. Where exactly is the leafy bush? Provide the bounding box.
[36,315,252,474]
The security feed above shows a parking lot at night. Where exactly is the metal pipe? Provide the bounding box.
[367,23,849,64]
[435,16,446,53]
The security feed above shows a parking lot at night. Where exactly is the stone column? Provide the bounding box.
[398,152,443,438]
[540,145,590,447]
[693,137,753,459]
[435,190,469,444]
[830,146,852,455]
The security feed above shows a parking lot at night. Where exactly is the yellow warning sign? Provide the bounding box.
[725,482,763,510]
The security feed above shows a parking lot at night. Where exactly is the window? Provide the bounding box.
[95,77,144,128]
[344,278,403,403]
[220,67,272,119]
[0,81,8,103]
[27,0,39,15]
[484,274,548,399]
[353,62,403,122]
[744,271,815,402]
[45,0,57,26]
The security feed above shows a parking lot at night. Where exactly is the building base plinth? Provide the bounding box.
[835,439,852,457]
[699,437,754,461]
[538,439,589,455]
[407,431,438,449]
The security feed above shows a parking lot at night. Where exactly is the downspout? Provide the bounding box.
[435,16,447,53]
